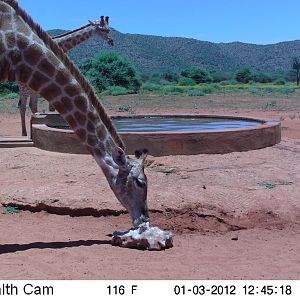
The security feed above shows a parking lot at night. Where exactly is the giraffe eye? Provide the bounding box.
[135,178,146,188]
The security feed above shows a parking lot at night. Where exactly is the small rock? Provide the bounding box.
[180,172,189,179]
[231,235,239,241]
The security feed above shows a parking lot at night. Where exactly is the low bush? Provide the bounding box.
[178,77,196,86]
[248,88,260,95]
[219,79,238,85]
[273,78,286,85]
[102,86,130,96]
[5,92,19,99]
[200,84,220,94]
[162,86,186,95]
[141,83,162,92]
[188,89,206,96]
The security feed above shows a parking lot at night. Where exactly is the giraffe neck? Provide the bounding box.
[54,24,102,52]
[0,0,120,180]
[1,0,149,227]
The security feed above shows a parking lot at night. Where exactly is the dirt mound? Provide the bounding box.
[151,205,286,234]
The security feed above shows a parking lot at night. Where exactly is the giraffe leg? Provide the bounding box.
[29,92,38,114]
[19,94,28,136]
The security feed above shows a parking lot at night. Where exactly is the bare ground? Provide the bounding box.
[0,94,300,279]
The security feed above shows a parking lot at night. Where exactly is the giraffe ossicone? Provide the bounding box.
[0,0,150,228]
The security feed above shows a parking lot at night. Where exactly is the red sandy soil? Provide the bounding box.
[0,109,300,279]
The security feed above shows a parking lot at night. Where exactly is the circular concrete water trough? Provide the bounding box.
[31,113,281,156]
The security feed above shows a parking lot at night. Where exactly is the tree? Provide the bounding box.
[161,71,179,83]
[292,57,300,85]
[181,67,212,83]
[235,68,253,83]
[79,51,141,92]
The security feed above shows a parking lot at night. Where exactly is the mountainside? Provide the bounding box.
[47,29,300,74]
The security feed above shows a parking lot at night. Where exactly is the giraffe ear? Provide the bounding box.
[135,149,148,161]
[112,147,127,167]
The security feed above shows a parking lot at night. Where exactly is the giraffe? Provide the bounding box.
[18,18,114,136]
[0,0,149,227]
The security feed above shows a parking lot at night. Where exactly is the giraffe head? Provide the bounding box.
[88,19,114,46]
[112,148,149,227]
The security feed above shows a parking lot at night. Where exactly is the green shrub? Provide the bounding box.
[219,79,238,85]
[262,86,277,93]
[276,86,294,94]
[103,86,130,96]
[200,85,218,94]
[235,68,253,83]
[178,77,196,86]
[0,82,19,93]
[162,86,186,95]
[188,89,206,96]
[273,78,286,85]
[142,83,162,92]
[211,72,232,83]
[181,66,213,83]
[79,51,141,92]
[5,92,19,99]
[161,71,179,83]
[252,72,272,83]
[248,88,260,94]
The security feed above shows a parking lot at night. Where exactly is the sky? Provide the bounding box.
[18,0,300,45]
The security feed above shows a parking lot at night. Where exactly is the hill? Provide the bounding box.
[47,29,300,74]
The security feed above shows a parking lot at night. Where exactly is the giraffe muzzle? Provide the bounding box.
[133,213,150,228]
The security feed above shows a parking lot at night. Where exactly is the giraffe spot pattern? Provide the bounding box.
[93,146,105,157]
[0,57,10,81]
[86,120,95,132]
[15,63,33,83]
[87,134,98,147]
[52,100,68,115]
[88,111,99,123]
[74,96,88,112]
[16,34,29,49]
[15,17,31,36]
[23,44,43,66]
[64,84,82,97]
[75,128,87,141]
[0,3,12,13]
[96,125,106,140]
[74,111,86,126]
[61,96,74,111]
[65,114,78,128]
[38,58,56,77]
[8,49,22,65]
[28,71,49,91]
[5,32,16,48]
[55,69,72,85]
[39,82,62,101]
[0,38,6,54]
[0,14,12,31]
